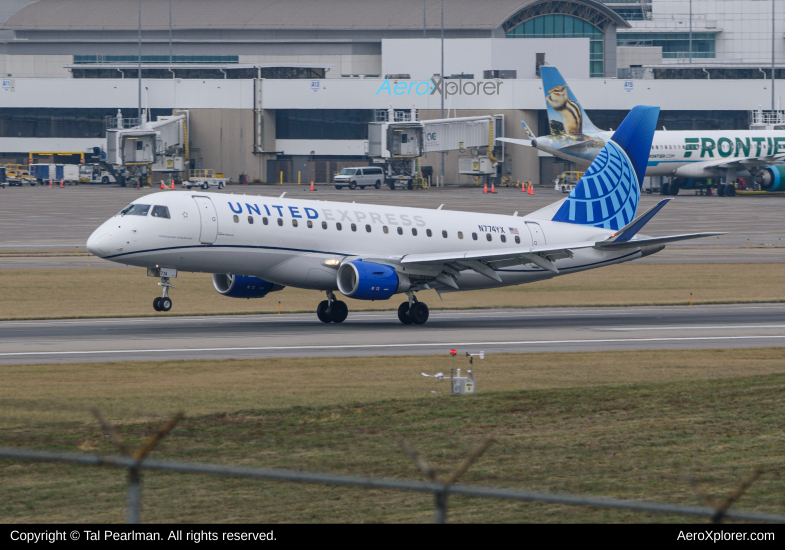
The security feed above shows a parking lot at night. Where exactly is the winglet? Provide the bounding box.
[607,199,671,243]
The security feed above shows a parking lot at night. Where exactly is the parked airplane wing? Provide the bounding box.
[496,137,532,147]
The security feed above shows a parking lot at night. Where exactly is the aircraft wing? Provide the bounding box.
[496,137,532,147]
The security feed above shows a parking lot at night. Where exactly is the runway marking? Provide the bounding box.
[606,325,785,331]
[2,304,784,328]
[2,334,785,357]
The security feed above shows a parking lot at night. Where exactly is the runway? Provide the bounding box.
[1,303,783,364]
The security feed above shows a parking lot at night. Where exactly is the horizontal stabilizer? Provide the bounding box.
[607,199,671,243]
[595,232,726,250]
[496,137,532,147]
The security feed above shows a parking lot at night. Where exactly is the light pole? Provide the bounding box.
[440,0,444,187]
[169,0,173,65]
[138,0,142,123]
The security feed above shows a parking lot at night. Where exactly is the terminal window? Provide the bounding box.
[275,109,374,140]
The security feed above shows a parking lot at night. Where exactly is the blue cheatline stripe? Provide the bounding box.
[102,245,641,276]
[103,243,352,260]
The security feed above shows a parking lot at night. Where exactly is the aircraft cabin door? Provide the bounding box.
[192,196,218,244]
[525,222,546,247]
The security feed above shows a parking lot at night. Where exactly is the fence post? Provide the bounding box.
[434,490,448,524]
[127,466,142,524]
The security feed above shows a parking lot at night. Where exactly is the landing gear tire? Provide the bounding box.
[397,302,413,324]
[160,297,173,312]
[330,301,348,323]
[410,302,429,325]
[727,185,736,196]
[660,182,670,195]
[317,300,332,323]
[153,297,162,311]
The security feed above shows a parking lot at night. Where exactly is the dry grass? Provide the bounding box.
[1,262,782,320]
[1,350,784,523]
[2,348,785,429]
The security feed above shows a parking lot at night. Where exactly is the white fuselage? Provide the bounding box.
[87,192,644,293]
[537,130,785,178]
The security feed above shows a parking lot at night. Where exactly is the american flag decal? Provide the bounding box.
[509,227,519,235]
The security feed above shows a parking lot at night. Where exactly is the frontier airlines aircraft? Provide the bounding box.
[87,106,721,325]
[498,67,785,196]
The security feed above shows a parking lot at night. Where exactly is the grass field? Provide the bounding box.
[1,262,782,320]
[2,348,784,523]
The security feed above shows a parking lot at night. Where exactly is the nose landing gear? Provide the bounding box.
[317,290,348,323]
[398,292,429,325]
[152,276,175,312]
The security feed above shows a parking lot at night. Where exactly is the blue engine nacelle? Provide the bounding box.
[758,165,785,192]
[336,260,410,301]
[212,273,282,298]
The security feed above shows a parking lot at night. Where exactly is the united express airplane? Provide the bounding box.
[87,106,721,325]
[498,67,785,196]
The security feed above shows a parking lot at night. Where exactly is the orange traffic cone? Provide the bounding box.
[60,179,64,188]
[528,183,534,195]
[521,181,526,192]
[49,179,53,188]
[159,180,166,190]
[171,179,175,190]
[310,181,315,191]
[491,182,496,194]
[483,182,488,194]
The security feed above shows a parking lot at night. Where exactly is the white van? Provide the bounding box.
[333,166,385,190]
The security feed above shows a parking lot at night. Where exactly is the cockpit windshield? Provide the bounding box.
[339,168,357,175]
[151,205,170,219]
[119,204,151,216]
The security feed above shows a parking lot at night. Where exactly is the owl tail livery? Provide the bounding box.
[540,66,601,136]
[552,106,660,230]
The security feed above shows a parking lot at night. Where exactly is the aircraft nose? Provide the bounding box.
[86,227,111,257]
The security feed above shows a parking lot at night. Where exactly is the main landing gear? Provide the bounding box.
[317,290,348,323]
[152,276,174,312]
[397,293,429,325]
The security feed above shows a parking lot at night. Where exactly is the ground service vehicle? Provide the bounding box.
[4,164,34,186]
[333,167,385,190]
[183,169,229,190]
[79,164,117,184]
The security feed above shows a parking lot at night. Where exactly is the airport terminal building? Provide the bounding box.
[1,0,783,185]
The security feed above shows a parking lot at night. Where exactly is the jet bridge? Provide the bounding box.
[368,112,504,187]
[106,109,190,185]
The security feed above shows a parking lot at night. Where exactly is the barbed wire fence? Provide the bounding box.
[0,411,782,524]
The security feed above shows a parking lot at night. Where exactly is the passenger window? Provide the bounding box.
[412,228,418,236]
[365,224,371,233]
[486,234,492,241]
[233,215,239,223]
[426,229,432,237]
[515,235,520,244]
[336,222,342,231]
[151,205,170,219]
[277,218,283,226]
[442,230,448,238]
[322,221,328,229]
[307,220,313,228]
[458,231,463,240]
[263,217,268,225]
[397,227,403,235]
[501,234,506,243]
[351,223,357,232]
[383,226,389,234]
[292,219,298,227]
[248,216,254,224]
[472,233,478,240]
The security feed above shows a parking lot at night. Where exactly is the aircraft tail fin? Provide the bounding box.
[540,66,601,136]
[551,106,659,230]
